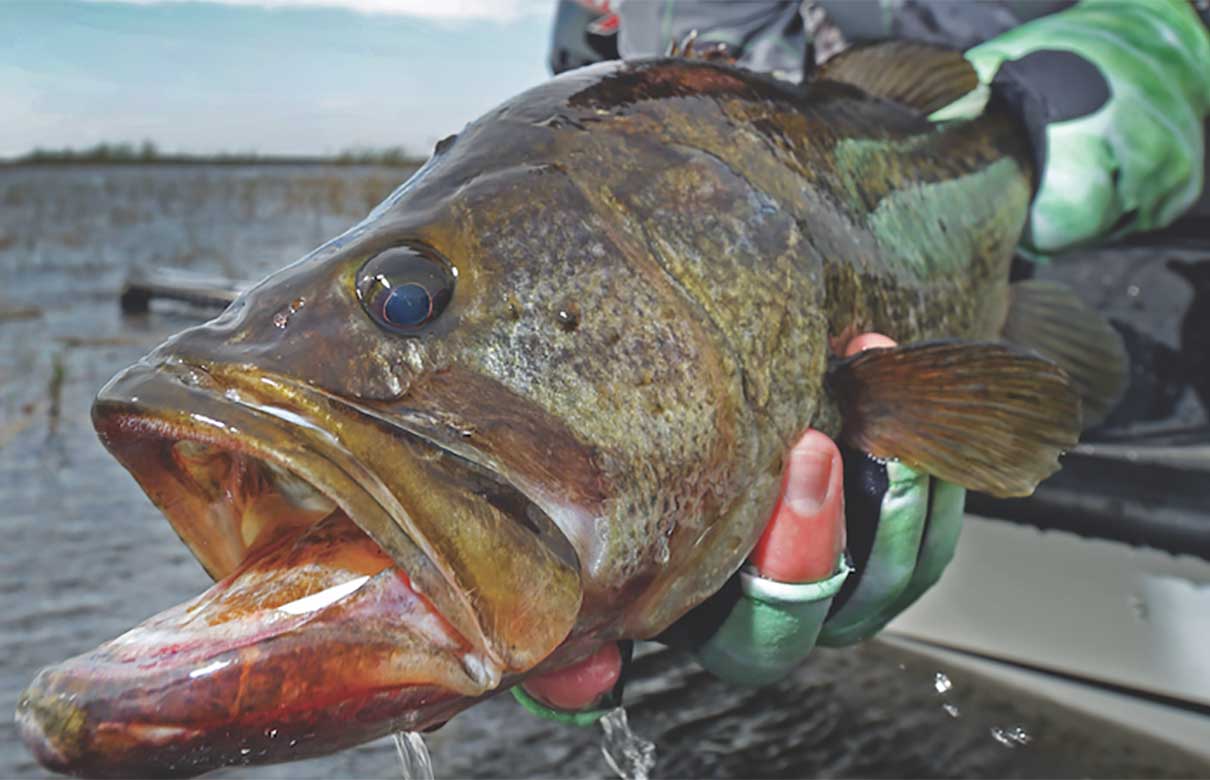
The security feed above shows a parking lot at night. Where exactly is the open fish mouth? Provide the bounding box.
[17,359,582,778]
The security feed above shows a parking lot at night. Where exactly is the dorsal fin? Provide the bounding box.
[814,41,979,115]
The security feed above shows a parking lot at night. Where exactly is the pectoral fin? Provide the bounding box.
[827,341,1080,498]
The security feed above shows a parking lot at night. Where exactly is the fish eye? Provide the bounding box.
[356,245,455,334]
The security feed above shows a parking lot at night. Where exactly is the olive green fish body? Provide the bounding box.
[18,54,1052,778]
[408,58,1033,636]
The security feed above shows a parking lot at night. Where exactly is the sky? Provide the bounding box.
[0,0,556,157]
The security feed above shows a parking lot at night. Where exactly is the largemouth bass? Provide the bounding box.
[17,43,1124,777]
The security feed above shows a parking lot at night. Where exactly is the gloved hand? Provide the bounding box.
[512,334,967,722]
[951,0,1210,255]
[686,334,966,684]
[815,451,964,646]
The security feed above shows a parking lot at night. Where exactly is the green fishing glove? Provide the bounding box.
[510,642,632,727]
[659,448,964,686]
[689,555,850,687]
[956,0,1210,255]
[511,686,615,727]
[816,452,965,646]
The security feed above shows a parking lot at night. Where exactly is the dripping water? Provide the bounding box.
[394,731,434,780]
[599,707,656,780]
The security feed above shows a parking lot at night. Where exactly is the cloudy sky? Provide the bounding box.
[1,0,556,157]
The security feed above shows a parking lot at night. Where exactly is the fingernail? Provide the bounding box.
[784,446,833,515]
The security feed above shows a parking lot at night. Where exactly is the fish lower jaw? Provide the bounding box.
[17,672,466,779]
[15,514,488,777]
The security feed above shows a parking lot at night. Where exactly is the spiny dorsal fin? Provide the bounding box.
[814,41,979,115]
[1001,280,1128,428]
[666,29,739,65]
[827,341,1081,498]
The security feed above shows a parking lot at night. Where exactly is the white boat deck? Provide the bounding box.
[889,515,1210,759]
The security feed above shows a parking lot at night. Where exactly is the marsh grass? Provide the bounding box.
[5,143,424,168]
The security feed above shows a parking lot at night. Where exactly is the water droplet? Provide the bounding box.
[1130,593,1149,622]
[1127,284,1141,297]
[934,672,952,694]
[505,292,522,321]
[273,296,306,329]
[265,728,278,739]
[990,725,1031,748]
[239,747,251,756]
[556,302,580,332]
[599,707,656,780]
[942,703,960,718]
[394,731,434,780]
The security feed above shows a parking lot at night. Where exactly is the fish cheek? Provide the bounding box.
[392,367,610,554]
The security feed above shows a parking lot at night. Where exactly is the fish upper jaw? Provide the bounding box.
[91,357,583,670]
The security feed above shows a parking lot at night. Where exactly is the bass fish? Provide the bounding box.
[18,43,1124,777]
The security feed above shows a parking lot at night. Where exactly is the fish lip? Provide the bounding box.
[18,662,467,779]
[14,693,71,776]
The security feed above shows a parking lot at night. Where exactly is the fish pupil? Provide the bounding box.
[357,244,455,335]
[383,283,433,326]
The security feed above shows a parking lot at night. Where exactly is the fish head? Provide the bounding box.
[19,110,746,776]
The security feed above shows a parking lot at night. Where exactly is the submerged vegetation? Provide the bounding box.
[4,140,425,168]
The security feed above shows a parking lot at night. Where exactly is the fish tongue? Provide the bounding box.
[17,511,482,778]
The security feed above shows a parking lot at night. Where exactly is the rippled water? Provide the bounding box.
[599,708,656,780]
